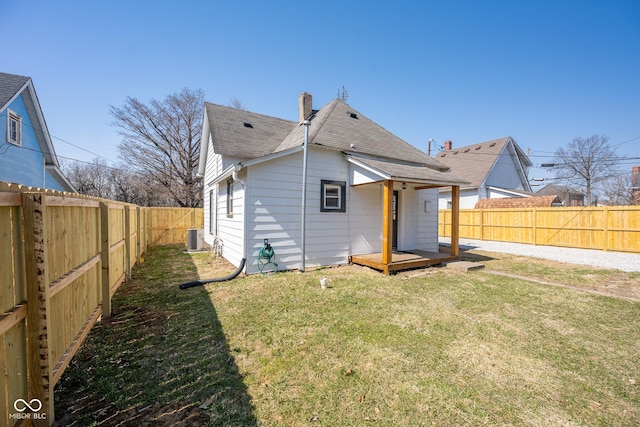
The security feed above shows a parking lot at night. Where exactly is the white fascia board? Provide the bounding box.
[197,113,210,177]
[207,164,235,187]
[239,145,304,168]
[346,156,390,180]
[486,186,531,197]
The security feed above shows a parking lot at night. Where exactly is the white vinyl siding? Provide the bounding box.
[245,147,349,274]
[417,189,439,251]
[216,169,245,268]
[348,183,382,254]
[485,143,528,190]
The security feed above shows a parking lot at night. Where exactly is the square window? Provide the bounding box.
[321,180,346,212]
[7,110,21,146]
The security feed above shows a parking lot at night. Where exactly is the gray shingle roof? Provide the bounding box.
[206,97,450,172]
[347,154,469,186]
[205,102,296,158]
[434,137,532,188]
[0,72,30,110]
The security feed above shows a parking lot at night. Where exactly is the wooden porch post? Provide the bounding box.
[382,180,393,272]
[451,185,460,257]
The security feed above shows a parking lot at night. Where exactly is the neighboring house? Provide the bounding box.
[536,184,584,206]
[474,194,562,209]
[435,137,533,209]
[199,93,468,275]
[0,72,75,192]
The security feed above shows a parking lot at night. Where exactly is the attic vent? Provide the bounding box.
[453,150,459,155]
[464,148,470,152]
[243,122,253,128]
[489,142,496,147]
[475,146,481,150]
[346,111,358,119]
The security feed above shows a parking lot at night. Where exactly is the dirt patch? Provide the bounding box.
[106,304,179,331]
[54,305,188,426]
[53,400,210,427]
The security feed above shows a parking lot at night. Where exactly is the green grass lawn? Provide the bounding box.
[54,245,640,426]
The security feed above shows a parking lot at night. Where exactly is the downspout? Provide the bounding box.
[300,120,311,272]
[233,166,249,273]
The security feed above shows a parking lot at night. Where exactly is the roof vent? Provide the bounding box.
[489,142,496,147]
[243,122,253,128]
[475,146,481,150]
[464,148,470,152]
[346,111,358,119]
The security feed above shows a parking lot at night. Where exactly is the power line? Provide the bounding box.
[0,110,118,165]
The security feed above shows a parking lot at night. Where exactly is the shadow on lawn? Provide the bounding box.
[54,245,257,427]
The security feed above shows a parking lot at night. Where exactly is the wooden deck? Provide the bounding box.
[350,249,457,275]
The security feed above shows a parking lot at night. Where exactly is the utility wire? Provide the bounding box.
[0,110,118,165]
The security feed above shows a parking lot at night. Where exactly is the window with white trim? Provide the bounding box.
[321,180,346,212]
[226,179,233,217]
[7,110,21,146]
[209,190,214,234]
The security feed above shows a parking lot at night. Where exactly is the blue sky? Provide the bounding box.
[2,0,639,185]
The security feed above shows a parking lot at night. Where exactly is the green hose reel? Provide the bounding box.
[258,239,278,275]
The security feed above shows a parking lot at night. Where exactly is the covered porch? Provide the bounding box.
[346,154,466,275]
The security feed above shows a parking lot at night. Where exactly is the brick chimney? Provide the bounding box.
[632,166,639,181]
[299,92,312,123]
[444,140,452,150]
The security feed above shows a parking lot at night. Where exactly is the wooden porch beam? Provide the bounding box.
[451,185,460,257]
[382,180,393,267]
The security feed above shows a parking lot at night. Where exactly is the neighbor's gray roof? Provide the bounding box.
[536,184,584,196]
[435,137,533,188]
[0,72,30,111]
[205,98,450,172]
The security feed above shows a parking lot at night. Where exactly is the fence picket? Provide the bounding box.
[439,207,640,253]
[1,182,203,426]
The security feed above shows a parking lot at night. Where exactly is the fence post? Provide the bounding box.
[124,205,132,281]
[100,202,111,319]
[603,206,609,251]
[22,192,54,425]
[136,206,141,261]
[533,208,538,245]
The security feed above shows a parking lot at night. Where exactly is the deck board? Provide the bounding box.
[350,249,457,274]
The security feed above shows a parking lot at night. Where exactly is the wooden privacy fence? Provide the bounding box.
[439,206,640,253]
[0,183,203,426]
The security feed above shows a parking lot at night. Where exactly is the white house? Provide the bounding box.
[198,93,468,275]
[435,137,533,209]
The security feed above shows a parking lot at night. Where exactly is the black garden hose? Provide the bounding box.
[179,258,246,289]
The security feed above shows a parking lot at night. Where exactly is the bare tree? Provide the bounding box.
[63,158,114,198]
[111,88,204,207]
[553,134,617,206]
[227,97,247,110]
[600,171,635,206]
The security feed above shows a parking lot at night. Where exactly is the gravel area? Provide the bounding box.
[439,237,640,273]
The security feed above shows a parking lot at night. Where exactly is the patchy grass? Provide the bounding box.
[55,246,640,426]
[461,249,640,301]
